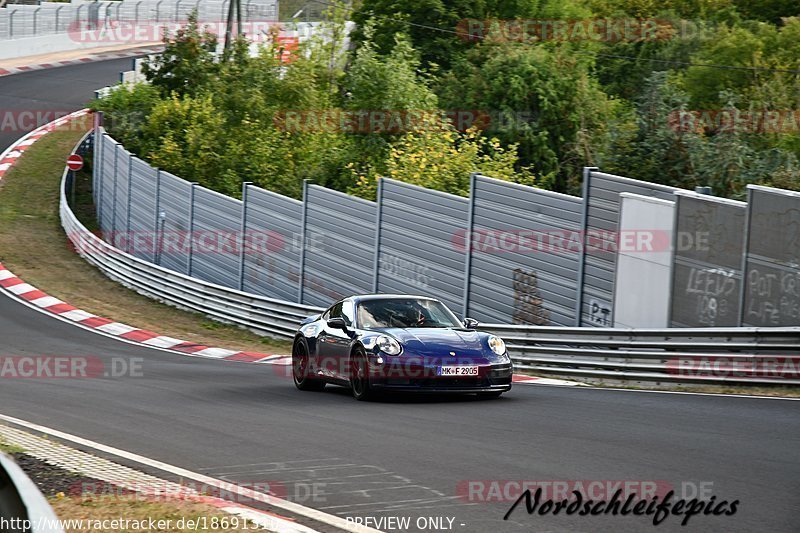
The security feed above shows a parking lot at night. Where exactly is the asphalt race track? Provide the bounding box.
[1,61,799,533]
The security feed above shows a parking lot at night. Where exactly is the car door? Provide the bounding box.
[318,300,355,380]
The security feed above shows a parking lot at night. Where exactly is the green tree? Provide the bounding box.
[348,126,531,199]
[439,41,633,192]
[90,83,161,153]
[141,11,220,98]
[732,0,800,24]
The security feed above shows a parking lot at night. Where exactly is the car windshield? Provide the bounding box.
[356,298,463,329]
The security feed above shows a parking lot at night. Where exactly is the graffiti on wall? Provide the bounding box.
[512,268,550,325]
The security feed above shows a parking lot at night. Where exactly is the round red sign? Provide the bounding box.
[66,154,83,171]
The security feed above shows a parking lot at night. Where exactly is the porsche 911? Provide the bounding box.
[292,295,513,400]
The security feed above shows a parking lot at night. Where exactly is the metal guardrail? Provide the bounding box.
[61,130,323,339]
[58,129,799,386]
[1,0,279,40]
[483,324,800,386]
[0,452,64,533]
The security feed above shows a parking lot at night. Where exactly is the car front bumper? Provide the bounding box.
[368,362,513,393]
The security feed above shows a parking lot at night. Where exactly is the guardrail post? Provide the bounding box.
[92,114,101,209]
[238,181,252,291]
[76,4,85,32]
[574,166,598,326]
[187,183,197,276]
[9,10,13,39]
[667,192,680,327]
[33,7,39,35]
[94,134,103,223]
[126,155,133,250]
[371,178,384,293]
[462,172,478,318]
[297,179,310,304]
[110,142,120,245]
[154,169,162,265]
[738,186,754,327]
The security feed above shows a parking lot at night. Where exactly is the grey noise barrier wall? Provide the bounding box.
[156,170,193,275]
[92,131,800,331]
[670,191,746,327]
[190,186,243,289]
[376,178,468,314]
[242,184,303,303]
[98,132,116,238]
[301,183,377,307]
[112,147,131,251]
[579,169,678,327]
[128,156,159,263]
[467,174,582,326]
[741,185,800,327]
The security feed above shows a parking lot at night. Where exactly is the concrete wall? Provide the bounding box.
[0,33,159,60]
[613,193,675,328]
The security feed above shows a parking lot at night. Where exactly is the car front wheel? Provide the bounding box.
[293,339,325,391]
[350,347,374,401]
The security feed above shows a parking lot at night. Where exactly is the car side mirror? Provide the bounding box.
[464,318,479,329]
[327,317,348,330]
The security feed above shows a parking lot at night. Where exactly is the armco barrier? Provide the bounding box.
[482,324,800,386]
[483,323,800,386]
[0,0,278,61]
[0,452,65,533]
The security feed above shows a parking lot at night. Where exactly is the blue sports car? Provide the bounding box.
[292,295,513,400]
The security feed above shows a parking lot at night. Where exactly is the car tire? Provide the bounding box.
[292,339,325,391]
[478,391,503,399]
[350,347,373,401]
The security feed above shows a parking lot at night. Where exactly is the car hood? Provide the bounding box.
[378,327,486,357]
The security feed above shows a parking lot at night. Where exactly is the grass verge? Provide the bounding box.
[0,437,25,454]
[0,121,292,354]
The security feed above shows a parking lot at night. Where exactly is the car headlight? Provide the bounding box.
[302,324,319,337]
[488,335,506,356]
[376,335,402,356]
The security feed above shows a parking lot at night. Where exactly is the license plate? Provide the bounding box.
[438,365,479,376]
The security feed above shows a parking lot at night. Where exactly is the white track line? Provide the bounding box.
[0,413,383,533]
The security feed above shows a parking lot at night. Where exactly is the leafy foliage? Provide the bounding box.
[349,126,530,198]
[96,1,799,200]
[140,12,220,98]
